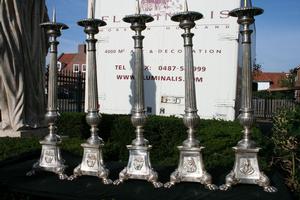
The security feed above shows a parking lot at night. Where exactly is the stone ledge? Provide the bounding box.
[0,128,48,138]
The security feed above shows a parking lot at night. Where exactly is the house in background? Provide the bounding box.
[58,44,86,73]
[253,66,300,102]
[294,66,300,102]
[253,71,288,91]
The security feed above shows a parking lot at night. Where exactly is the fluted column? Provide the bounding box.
[83,21,101,145]
[47,36,58,113]
[46,34,59,139]
[237,15,255,147]
[180,19,200,148]
[130,20,148,146]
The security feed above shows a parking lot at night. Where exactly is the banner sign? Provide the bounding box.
[94,0,241,120]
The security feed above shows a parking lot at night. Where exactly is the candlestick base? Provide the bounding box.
[113,145,163,188]
[68,143,112,184]
[26,138,67,180]
[219,147,277,192]
[164,146,217,190]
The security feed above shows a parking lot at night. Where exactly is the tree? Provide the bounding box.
[252,63,262,78]
[280,68,298,88]
[253,63,262,72]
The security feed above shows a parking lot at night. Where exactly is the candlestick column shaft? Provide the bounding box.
[182,28,199,148]
[238,17,254,144]
[86,32,101,144]
[48,37,58,113]
[131,27,147,146]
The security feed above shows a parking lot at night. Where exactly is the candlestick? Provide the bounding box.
[68,5,112,184]
[113,0,163,188]
[27,9,69,180]
[219,4,277,193]
[164,0,217,190]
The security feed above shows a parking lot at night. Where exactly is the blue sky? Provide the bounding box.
[254,0,300,72]
[46,0,300,72]
[46,0,87,53]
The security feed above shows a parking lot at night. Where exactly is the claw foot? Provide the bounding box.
[102,178,113,185]
[67,175,78,181]
[152,181,163,188]
[219,184,232,191]
[164,181,175,188]
[113,168,128,185]
[206,184,218,191]
[58,173,68,180]
[257,172,277,193]
[113,179,124,185]
[263,186,277,193]
[26,170,36,176]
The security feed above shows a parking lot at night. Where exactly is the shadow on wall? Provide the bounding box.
[129,51,157,115]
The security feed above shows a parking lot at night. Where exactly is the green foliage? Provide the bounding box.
[57,112,89,138]
[0,138,40,161]
[272,106,300,195]
[279,68,297,88]
[253,90,295,99]
[57,113,126,140]
[200,119,268,170]
[1,112,297,198]
[0,113,276,199]
[56,113,269,170]
[61,138,83,156]
[0,113,269,172]
[253,63,262,73]
[280,75,296,88]
[0,137,83,161]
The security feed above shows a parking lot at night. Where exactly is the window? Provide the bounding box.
[73,64,80,73]
[82,64,86,73]
[57,62,62,72]
[146,106,152,114]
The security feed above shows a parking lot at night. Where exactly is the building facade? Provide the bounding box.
[58,44,86,73]
[253,71,287,91]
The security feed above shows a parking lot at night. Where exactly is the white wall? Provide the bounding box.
[257,82,270,91]
[93,0,241,121]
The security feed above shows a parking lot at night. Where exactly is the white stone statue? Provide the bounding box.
[0,0,48,133]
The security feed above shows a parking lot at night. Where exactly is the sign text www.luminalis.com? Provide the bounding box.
[100,10,230,23]
[115,75,204,83]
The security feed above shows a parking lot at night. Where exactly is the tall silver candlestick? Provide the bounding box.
[219,3,277,193]
[164,0,217,190]
[27,9,68,180]
[113,0,162,188]
[68,6,112,184]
